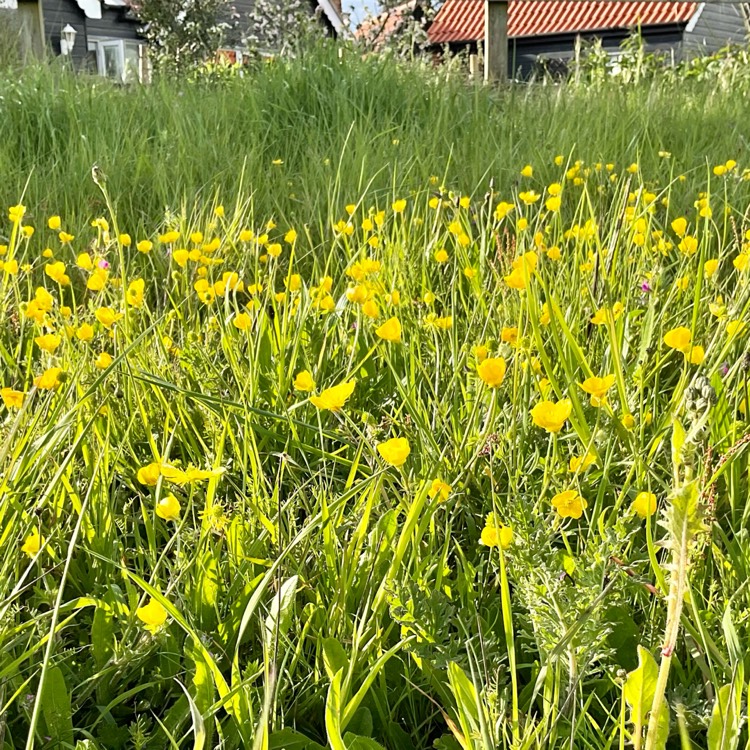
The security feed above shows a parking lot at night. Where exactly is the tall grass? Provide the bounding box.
[1,45,750,232]
[1,46,750,750]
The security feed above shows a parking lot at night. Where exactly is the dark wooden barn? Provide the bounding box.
[427,0,750,78]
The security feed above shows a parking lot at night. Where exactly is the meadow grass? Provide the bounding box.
[1,46,750,750]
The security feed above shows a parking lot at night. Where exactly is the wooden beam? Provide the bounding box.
[484,0,508,82]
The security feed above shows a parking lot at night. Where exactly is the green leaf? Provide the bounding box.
[268,728,326,750]
[325,669,347,750]
[177,679,206,750]
[264,575,299,647]
[346,707,373,738]
[447,661,480,748]
[623,646,659,729]
[40,666,74,747]
[322,637,349,682]
[653,701,670,750]
[343,733,385,750]
[91,605,114,669]
[707,683,742,750]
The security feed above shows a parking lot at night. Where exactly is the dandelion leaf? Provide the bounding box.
[623,646,658,728]
[40,666,74,747]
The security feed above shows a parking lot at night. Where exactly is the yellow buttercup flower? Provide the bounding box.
[663,326,692,352]
[35,333,61,353]
[684,345,705,365]
[77,252,93,270]
[156,494,181,522]
[569,451,596,473]
[621,413,636,430]
[45,261,70,285]
[428,479,451,501]
[480,513,512,549]
[530,399,572,433]
[552,489,587,519]
[1,387,25,409]
[310,380,356,412]
[473,344,489,362]
[376,437,411,467]
[136,598,168,633]
[579,374,615,407]
[137,462,162,486]
[632,491,657,518]
[94,352,112,370]
[293,370,315,392]
[233,313,252,331]
[726,320,747,338]
[34,367,64,390]
[159,230,180,244]
[76,323,95,343]
[127,278,145,307]
[678,235,698,256]
[671,216,687,237]
[21,529,43,557]
[375,317,402,343]
[477,357,507,388]
[95,307,122,328]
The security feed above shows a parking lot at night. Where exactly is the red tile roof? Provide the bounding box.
[428,0,699,44]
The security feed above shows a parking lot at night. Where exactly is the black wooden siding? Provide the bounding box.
[683,3,747,54]
[441,24,686,79]
[40,0,87,64]
[86,6,140,42]
[39,0,140,70]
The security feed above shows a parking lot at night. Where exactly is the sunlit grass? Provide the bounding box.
[2,47,750,750]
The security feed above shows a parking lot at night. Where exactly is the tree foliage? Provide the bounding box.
[131,0,235,75]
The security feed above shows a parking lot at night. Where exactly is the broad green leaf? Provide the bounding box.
[91,605,114,669]
[623,646,659,729]
[40,666,74,747]
[343,733,385,750]
[346,707,373,738]
[264,575,299,647]
[322,637,349,682]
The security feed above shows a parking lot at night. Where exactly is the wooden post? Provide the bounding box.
[469,53,478,79]
[484,0,508,83]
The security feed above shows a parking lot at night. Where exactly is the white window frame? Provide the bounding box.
[88,37,146,83]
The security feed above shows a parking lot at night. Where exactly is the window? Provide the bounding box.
[88,38,147,83]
